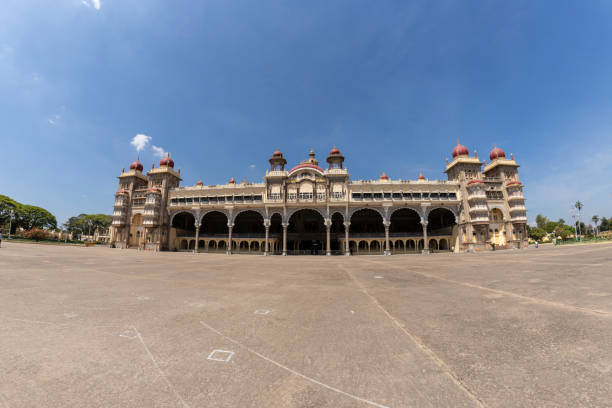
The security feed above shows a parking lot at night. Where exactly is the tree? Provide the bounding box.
[558,218,565,225]
[544,221,559,234]
[600,217,609,232]
[592,215,599,236]
[23,228,49,241]
[529,227,546,241]
[63,213,112,238]
[0,195,56,233]
[536,214,548,229]
[574,201,584,238]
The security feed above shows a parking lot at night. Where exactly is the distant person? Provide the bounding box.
[535,240,538,248]
[0,231,3,248]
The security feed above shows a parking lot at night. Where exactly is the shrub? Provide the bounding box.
[23,228,49,241]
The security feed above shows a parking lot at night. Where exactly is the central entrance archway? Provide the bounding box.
[288,209,325,255]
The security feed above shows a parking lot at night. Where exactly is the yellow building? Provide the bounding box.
[111,143,527,254]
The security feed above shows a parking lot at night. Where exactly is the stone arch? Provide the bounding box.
[180,239,188,250]
[390,206,424,219]
[439,238,448,250]
[429,239,438,251]
[390,207,422,235]
[198,209,230,225]
[286,207,327,223]
[427,207,457,236]
[232,208,266,224]
[425,206,459,223]
[347,206,385,221]
[200,211,229,235]
[349,209,384,235]
[233,210,265,236]
[170,210,197,226]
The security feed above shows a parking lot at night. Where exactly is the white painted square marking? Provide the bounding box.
[254,309,272,315]
[374,275,384,279]
[119,329,137,339]
[207,349,234,362]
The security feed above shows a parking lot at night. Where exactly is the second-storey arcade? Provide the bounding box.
[111,142,528,255]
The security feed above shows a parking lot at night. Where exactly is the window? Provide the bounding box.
[225,196,233,202]
[268,193,281,200]
[317,193,325,200]
[363,193,372,200]
[392,193,402,200]
[253,195,262,202]
[352,193,362,200]
[288,193,297,200]
[299,192,313,200]
[333,191,344,199]
[373,193,383,200]
[383,193,391,199]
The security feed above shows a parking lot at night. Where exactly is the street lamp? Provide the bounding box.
[7,210,13,239]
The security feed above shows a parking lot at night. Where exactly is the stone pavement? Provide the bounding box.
[1,242,611,407]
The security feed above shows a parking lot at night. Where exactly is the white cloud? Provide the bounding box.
[152,145,167,158]
[130,134,151,152]
[47,114,60,126]
[249,164,256,169]
[81,0,101,10]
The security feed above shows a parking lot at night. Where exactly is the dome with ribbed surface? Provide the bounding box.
[452,142,469,158]
[160,153,174,168]
[489,144,506,161]
[129,159,143,172]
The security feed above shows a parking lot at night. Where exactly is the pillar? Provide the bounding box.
[264,219,270,256]
[384,221,390,255]
[194,223,200,253]
[344,221,350,255]
[457,224,463,253]
[227,223,234,255]
[421,219,429,253]
[325,218,332,256]
[282,222,288,256]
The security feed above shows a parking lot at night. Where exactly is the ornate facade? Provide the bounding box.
[111,143,527,255]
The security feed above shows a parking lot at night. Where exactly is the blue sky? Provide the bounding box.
[1,0,611,225]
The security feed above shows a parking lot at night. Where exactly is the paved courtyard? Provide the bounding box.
[1,242,611,407]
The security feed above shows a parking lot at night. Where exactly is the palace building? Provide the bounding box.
[110,143,528,255]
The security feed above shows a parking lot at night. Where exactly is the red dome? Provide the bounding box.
[418,173,426,180]
[489,144,506,161]
[329,146,341,155]
[452,142,469,158]
[229,177,236,184]
[272,149,283,157]
[129,159,143,172]
[196,180,203,186]
[379,172,389,180]
[160,153,174,168]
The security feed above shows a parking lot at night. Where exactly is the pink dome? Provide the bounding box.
[196,180,203,186]
[229,177,236,184]
[489,145,506,161]
[272,149,283,157]
[129,159,143,172]
[452,142,469,158]
[418,173,425,180]
[160,153,174,168]
[379,172,389,180]
[329,146,341,155]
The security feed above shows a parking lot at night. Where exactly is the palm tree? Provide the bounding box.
[575,201,584,240]
[592,215,599,237]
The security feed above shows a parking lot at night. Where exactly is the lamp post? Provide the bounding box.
[7,210,13,239]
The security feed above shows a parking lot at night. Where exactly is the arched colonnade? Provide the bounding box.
[169,205,458,255]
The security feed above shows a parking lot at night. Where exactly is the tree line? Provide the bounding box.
[0,195,57,233]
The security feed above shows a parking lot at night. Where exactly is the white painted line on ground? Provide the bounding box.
[207,349,235,362]
[374,276,384,279]
[136,296,151,301]
[254,309,271,315]
[133,327,191,408]
[199,321,389,408]
[63,312,78,318]
[119,329,138,339]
